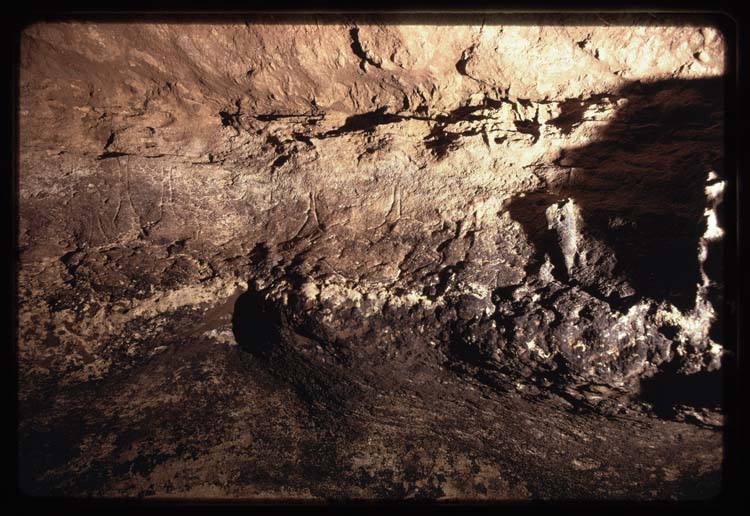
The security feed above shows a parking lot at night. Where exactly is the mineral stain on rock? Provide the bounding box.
[17,15,728,500]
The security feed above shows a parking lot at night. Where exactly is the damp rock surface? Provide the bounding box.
[17,15,727,500]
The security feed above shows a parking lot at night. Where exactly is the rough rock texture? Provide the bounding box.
[17,15,728,500]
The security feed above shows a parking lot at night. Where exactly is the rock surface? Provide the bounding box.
[17,14,727,500]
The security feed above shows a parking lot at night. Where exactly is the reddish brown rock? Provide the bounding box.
[17,14,727,500]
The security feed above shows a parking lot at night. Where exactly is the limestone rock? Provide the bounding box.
[17,14,727,500]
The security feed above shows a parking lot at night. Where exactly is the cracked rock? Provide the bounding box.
[17,14,728,500]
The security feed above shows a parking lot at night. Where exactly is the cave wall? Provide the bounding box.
[17,15,727,499]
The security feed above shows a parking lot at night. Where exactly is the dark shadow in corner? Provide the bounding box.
[507,77,725,314]
[231,284,282,356]
[639,359,722,421]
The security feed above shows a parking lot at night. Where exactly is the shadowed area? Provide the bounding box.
[508,77,723,313]
[232,286,281,355]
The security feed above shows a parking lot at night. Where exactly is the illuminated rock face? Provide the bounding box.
[17,15,727,499]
